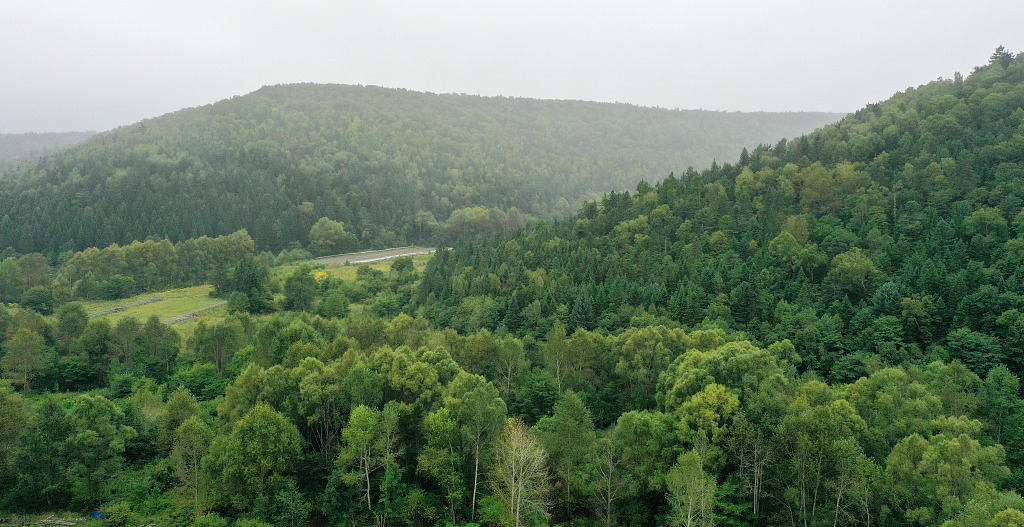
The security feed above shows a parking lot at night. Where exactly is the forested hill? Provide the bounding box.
[419,49,1024,382]
[0,83,839,255]
[392,48,1024,526]
[0,131,95,171]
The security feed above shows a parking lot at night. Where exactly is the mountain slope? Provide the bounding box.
[0,84,840,255]
[418,49,1024,381]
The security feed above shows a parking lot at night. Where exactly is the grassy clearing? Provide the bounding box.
[79,285,228,343]
[70,253,431,342]
[276,253,433,281]
[81,285,221,322]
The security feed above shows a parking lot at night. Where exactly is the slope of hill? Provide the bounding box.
[0,131,95,171]
[0,84,840,255]
[419,48,1024,379]
[402,47,1024,526]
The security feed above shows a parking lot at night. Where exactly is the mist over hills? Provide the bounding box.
[0,131,96,171]
[0,83,840,255]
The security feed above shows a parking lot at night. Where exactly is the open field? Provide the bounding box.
[319,252,433,280]
[79,285,228,342]
[81,285,223,320]
[72,249,434,341]
[273,249,434,282]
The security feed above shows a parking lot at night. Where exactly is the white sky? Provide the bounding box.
[2,0,1022,133]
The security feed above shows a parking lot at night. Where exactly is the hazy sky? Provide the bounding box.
[2,0,1022,133]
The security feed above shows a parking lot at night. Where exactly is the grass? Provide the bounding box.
[276,253,433,281]
[71,252,433,342]
[81,285,222,322]
[78,285,228,343]
[172,307,228,343]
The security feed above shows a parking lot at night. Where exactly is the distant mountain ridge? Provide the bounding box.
[0,131,96,171]
[0,83,841,254]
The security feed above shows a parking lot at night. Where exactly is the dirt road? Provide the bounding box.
[313,246,435,265]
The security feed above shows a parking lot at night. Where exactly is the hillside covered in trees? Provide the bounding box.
[408,48,1024,523]
[2,51,1024,527]
[0,84,839,256]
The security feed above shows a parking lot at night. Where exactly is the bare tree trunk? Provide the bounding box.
[363,448,373,512]
[472,440,480,522]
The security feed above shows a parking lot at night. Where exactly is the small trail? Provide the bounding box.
[162,301,228,325]
[88,296,163,318]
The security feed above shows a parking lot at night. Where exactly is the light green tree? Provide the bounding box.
[417,407,465,524]
[491,417,551,527]
[535,390,597,521]
[309,217,356,256]
[444,371,507,521]
[336,404,401,513]
[64,394,138,509]
[1,327,47,393]
[172,415,213,513]
[666,451,716,527]
[886,431,1009,525]
[207,403,303,510]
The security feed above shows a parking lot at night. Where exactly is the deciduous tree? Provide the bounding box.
[491,417,551,527]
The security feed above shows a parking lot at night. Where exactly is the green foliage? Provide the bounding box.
[318,290,349,318]
[886,432,1009,524]
[190,513,229,527]
[308,217,356,256]
[535,390,596,522]
[666,451,716,527]
[222,255,273,313]
[282,266,316,311]
[1,327,47,393]
[3,49,1024,527]
[0,85,838,255]
[227,291,249,314]
[20,286,56,315]
[206,403,303,511]
[334,404,401,514]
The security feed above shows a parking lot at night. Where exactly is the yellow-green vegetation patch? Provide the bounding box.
[273,250,433,282]
[82,285,222,323]
[319,253,432,280]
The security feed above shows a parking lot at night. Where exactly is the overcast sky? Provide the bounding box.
[2,0,1022,133]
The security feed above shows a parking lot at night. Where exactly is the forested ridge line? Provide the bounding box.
[0,83,839,256]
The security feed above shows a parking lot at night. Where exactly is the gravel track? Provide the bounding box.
[314,246,435,265]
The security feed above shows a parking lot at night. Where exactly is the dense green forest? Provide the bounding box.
[0,84,838,256]
[0,132,95,171]
[2,50,1024,527]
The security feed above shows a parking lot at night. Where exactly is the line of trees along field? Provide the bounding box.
[1,50,1024,526]
[0,83,838,256]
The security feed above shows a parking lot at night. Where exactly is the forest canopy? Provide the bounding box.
[0,84,838,255]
